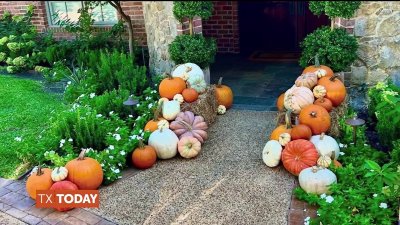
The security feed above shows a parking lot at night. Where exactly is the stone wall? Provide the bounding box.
[142,1,180,75]
[351,1,400,86]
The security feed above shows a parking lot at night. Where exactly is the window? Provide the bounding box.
[46,1,118,26]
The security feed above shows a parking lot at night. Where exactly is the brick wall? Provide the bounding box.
[202,1,239,53]
[120,1,147,46]
[0,1,47,32]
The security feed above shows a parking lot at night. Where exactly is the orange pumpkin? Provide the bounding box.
[333,160,342,168]
[291,117,312,140]
[317,75,346,107]
[299,105,331,135]
[66,150,103,190]
[314,97,333,112]
[144,101,166,132]
[50,181,78,211]
[132,140,157,169]
[281,139,319,176]
[303,55,334,78]
[26,165,54,200]
[270,110,292,140]
[215,77,233,109]
[276,93,285,111]
[159,74,186,100]
[182,88,199,103]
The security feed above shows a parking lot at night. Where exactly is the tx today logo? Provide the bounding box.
[36,190,100,208]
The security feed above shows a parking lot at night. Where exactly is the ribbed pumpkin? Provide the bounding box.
[159,73,186,100]
[50,181,78,211]
[65,149,103,190]
[302,55,334,78]
[299,105,331,135]
[284,86,314,114]
[182,87,199,103]
[281,139,319,176]
[169,111,208,143]
[132,140,157,169]
[313,85,327,99]
[291,117,312,140]
[295,72,318,89]
[276,93,285,111]
[314,97,333,112]
[317,75,346,107]
[215,77,233,109]
[270,110,292,140]
[144,101,167,132]
[26,165,54,200]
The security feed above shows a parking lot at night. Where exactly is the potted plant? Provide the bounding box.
[169,1,216,84]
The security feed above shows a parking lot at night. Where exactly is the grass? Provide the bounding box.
[0,75,65,179]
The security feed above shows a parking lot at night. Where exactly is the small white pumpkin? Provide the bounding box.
[158,97,169,105]
[299,166,337,194]
[51,167,68,182]
[172,63,204,81]
[315,69,327,78]
[317,155,332,168]
[217,105,226,115]
[188,76,207,94]
[162,100,180,120]
[278,133,291,146]
[178,136,202,159]
[148,128,179,159]
[157,119,169,130]
[310,133,340,159]
[262,140,283,167]
[173,94,184,104]
[313,85,327,99]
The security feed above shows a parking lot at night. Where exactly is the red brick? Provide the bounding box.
[287,209,305,225]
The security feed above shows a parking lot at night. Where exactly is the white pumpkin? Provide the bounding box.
[262,140,283,167]
[158,97,169,105]
[278,133,291,146]
[172,63,204,81]
[173,94,184,104]
[162,100,180,120]
[51,167,68,182]
[299,166,337,194]
[310,133,340,159]
[217,105,226,115]
[188,76,207,94]
[148,128,179,159]
[157,119,169,129]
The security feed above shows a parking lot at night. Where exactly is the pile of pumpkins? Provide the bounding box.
[131,62,234,169]
[26,149,103,211]
[263,60,346,195]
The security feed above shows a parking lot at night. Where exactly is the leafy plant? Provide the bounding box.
[173,1,213,35]
[338,107,366,145]
[169,34,217,69]
[309,1,361,19]
[299,26,358,72]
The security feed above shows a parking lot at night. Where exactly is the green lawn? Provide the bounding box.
[0,75,65,178]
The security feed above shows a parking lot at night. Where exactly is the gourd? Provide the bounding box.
[291,117,312,140]
[162,99,180,120]
[299,104,331,135]
[159,73,186,100]
[278,133,291,146]
[299,166,337,194]
[172,63,204,81]
[188,76,207,94]
[217,105,226,115]
[317,75,346,107]
[262,140,283,167]
[132,140,157,169]
[148,128,179,159]
[169,111,208,143]
[310,133,340,159]
[313,85,327,99]
[51,167,68,182]
[26,165,54,200]
[173,94,184,104]
[270,110,292,140]
[317,155,332,168]
[281,139,319,176]
[276,93,285,111]
[314,98,333,112]
[284,86,314,114]
[182,87,199,103]
[50,181,78,211]
[295,72,318,89]
[178,136,202,159]
[302,55,334,78]
[65,149,103,190]
[215,77,234,109]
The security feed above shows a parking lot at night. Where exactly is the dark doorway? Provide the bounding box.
[239,1,330,58]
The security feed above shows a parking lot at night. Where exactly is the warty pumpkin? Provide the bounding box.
[159,73,186,100]
[26,165,54,200]
[215,77,233,109]
[317,75,346,107]
[281,139,319,176]
[169,111,208,143]
[270,110,292,140]
[295,72,318,89]
[50,181,78,211]
[132,140,157,169]
[284,86,314,114]
[302,55,334,78]
[299,105,331,135]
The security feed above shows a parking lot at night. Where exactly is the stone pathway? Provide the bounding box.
[0,110,318,225]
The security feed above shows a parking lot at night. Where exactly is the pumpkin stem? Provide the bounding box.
[153,101,163,122]
[311,166,319,173]
[319,132,325,140]
[329,74,340,82]
[314,54,320,68]
[138,138,145,149]
[185,66,192,73]
[78,149,87,160]
[36,164,43,176]
[294,116,300,126]
[217,77,223,87]
[285,110,293,129]
[330,151,335,161]
[178,120,193,131]
[310,111,317,118]
[164,72,173,79]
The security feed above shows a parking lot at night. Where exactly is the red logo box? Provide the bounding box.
[36,190,99,208]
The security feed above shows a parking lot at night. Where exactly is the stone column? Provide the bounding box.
[142,1,180,75]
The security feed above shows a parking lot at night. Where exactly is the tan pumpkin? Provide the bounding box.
[26,165,54,200]
[178,136,202,158]
[278,133,291,146]
[295,72,318,89]
[284,86,314,114]
[313,85,327,99]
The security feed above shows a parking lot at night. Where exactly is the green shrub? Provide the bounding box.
[299,26,358,71]
[173,1,213,21]
[309,1,361,19]
[169,34,217,69]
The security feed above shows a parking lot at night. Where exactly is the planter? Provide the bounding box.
[203,67,210,84]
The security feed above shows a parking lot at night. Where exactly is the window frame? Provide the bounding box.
[45,1,118,27]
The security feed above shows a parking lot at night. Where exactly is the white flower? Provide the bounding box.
[129,115,133,118]
[320,193,327,199]
[136,116,141,121]
[118,163,122,167]
[129,135,138,140]
[14,137,22,142]
[68,138,73,142]
[304,221,310,225]
[217,105,226,115]
[339,152,345,156]
[304,216,310,221]
[364,143,368,146]
[72,103,80,109]
[78,94,85,98]
[89,93,96,98]
[101,163,104,167]
[109,155,114,159]
[151,90,157,94]
[120,151,126,156]
[114,168,120,173]
[59,143,64,148]
[106,150,109,154]
[113,134,121,141]
[139,129,143,134]
[67,81,71,85]
[115,127,120,132]
[96,114,102,118]
[339,143,344,148]
[60,139,66,144]
[303,209,307,211]
[373,194,378,198]
[145,96,150,100]
[109,111,114,115]
[148,103,153,109]
[379,203,387,209]
[325,196,334,203]
[317,211,320,216]
[109,145,115,150]
[136,103,140,107]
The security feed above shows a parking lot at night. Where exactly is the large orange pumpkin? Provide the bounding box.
[270,110,292,140]
[276,93,285,111]
[65,150,103,190]
[132,141,157,169]
[314,97,333,112]
[281,139,319,176]
[215,77,233,109]
[159,74,186,100]
[299,105,331,135]
[317,75,346,107]
[303,55,334,78]
[291,117,312,140]
[182,87,199,103]
[50,181,78,211]
[26,166,54,200]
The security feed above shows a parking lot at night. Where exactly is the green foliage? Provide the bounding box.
[309,1,361,19]
[390,140,400,165]
[338,107,366,145]
[173,1,213,20]
[169,34,217,68]
[299,26,358,72]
